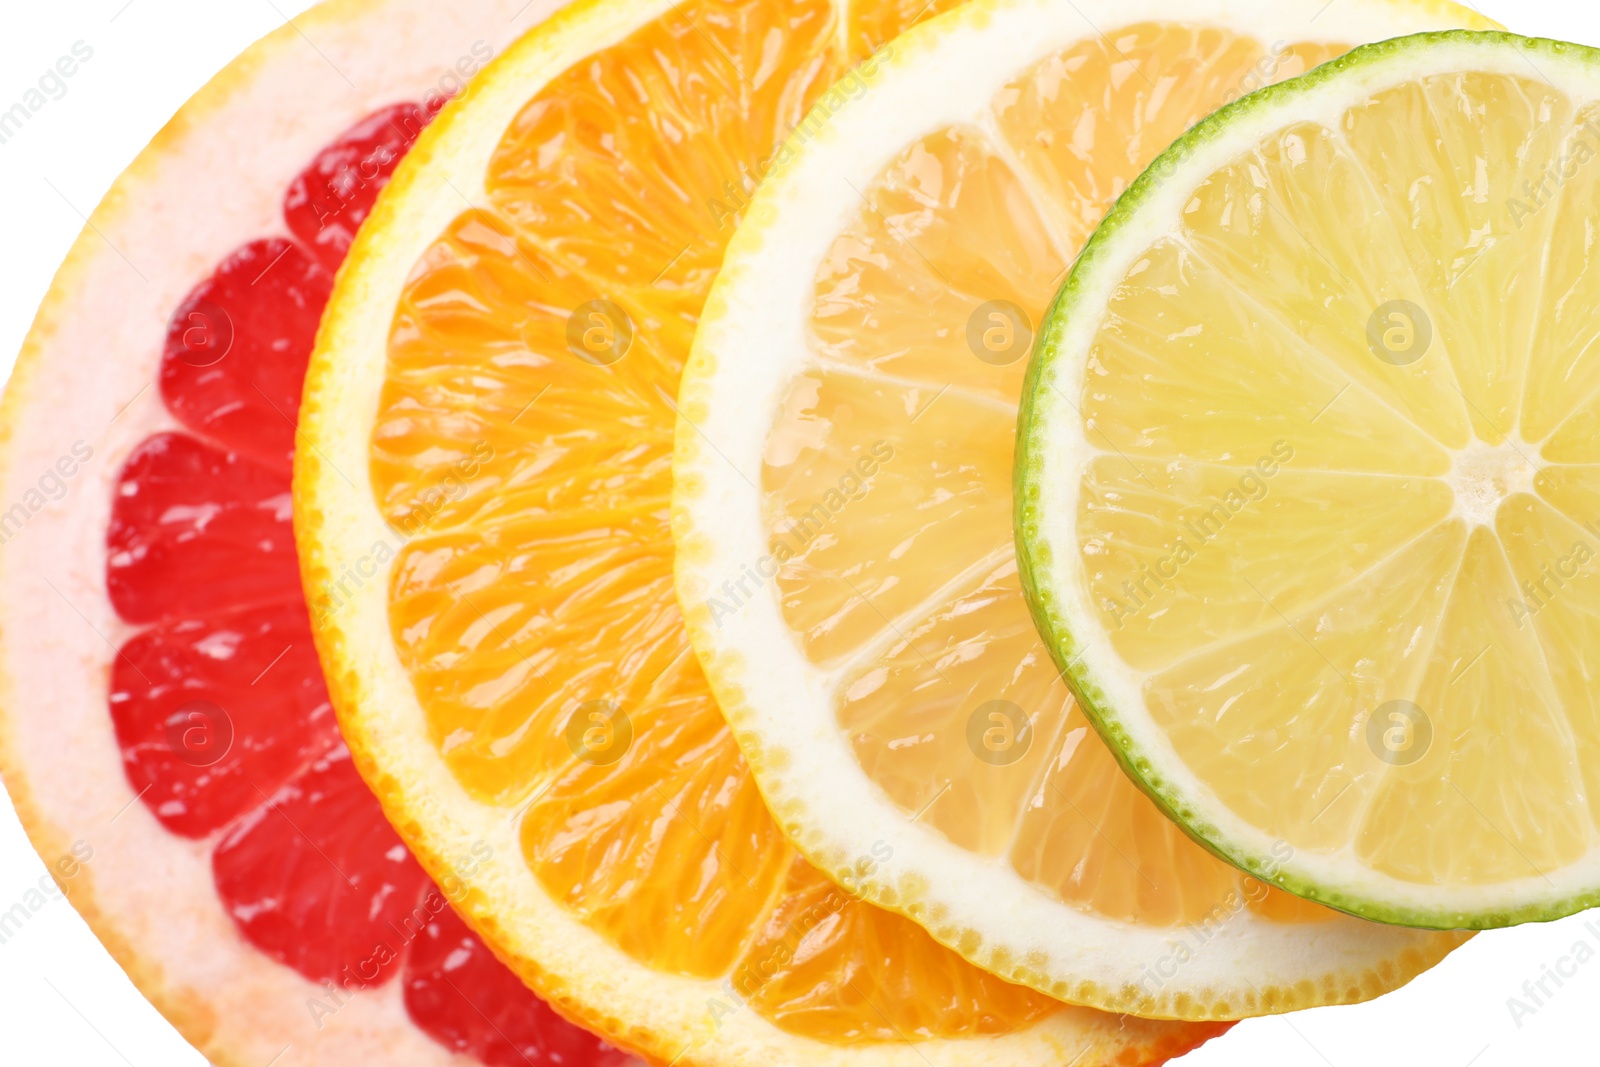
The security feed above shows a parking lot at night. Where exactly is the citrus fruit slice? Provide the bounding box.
[673,0,1497,1020]
[1015,27,1600,931]
[0,2,635,1063]
[297,0,1227,1062]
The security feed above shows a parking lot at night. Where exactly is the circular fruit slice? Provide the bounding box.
[1016,28,1600,931]
[297,0,1226,1062]
[0,2,635,1064]
[673,0,1496,1020]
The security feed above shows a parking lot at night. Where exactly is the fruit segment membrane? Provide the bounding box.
[1069,71,1600,888]
[367,0,1078,1043]
[762,25,1344,927]
[107,102,624,1065]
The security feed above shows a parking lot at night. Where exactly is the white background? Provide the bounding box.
[2,1,1599,1064]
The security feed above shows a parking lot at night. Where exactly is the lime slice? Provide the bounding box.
[1018,30,1600,928]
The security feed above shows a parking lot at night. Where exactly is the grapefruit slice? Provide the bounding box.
[298,0,1225,1062]
[672,0,1493,1021]
[1016,29,1600,929]
[0,2,634,1064]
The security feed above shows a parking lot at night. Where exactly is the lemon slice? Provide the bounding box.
[296,0,1228,1062]
[1016,28,1600,929]
[674,0,1494,1020]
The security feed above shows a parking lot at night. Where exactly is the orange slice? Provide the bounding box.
[297,0,1227,1062]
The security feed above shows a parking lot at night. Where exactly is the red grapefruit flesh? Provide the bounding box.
[405,900,627,1067]
[109,599,337,837]
[103,97,630,1066]
[158,239,332,468]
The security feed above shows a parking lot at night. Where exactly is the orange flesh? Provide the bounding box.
[767,25,1347,926]
[370,0,1073,1043]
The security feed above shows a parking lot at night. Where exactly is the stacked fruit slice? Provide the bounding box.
[21,0,1600,1065]
[0,1,631,1064]
[298,0,1495,1062]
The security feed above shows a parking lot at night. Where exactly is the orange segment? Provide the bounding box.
[847,0,967,63]
[485,0,844,339]
[376,209,669,541]
[739,861,1056,1041]
[517,645,789,976]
